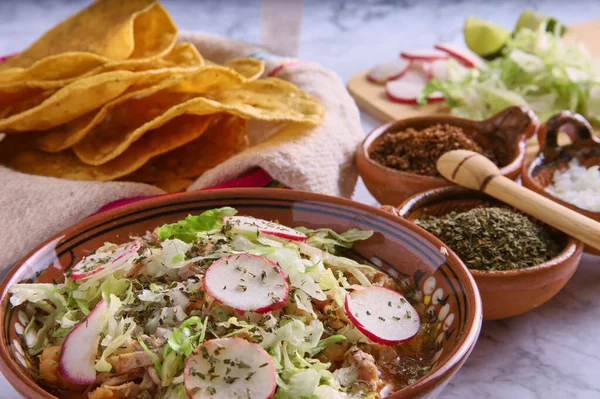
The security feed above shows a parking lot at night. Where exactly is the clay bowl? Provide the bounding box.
[356,106,539,204]
[390,186,583,320]
[0,188,481,399]
[522,111,600,255]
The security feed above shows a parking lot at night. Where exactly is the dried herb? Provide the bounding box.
[415,207,562,271]
[369,124,497,176]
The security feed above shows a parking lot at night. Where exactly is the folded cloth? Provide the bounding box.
[0,32,363,271]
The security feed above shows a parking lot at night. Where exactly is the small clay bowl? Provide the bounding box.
[387,186,584,320]
[357,106,539,204]
[522,111,600,255]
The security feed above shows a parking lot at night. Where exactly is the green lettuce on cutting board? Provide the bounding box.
[419,11,600,123]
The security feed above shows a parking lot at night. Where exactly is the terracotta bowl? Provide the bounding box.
[0,188,481,399]
[522,111,600,255]
[390,186,583,320]
[356,106,539,204]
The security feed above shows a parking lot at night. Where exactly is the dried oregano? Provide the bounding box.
[415,207,562,271]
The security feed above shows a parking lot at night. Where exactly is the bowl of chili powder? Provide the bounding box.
[356,106,539,204]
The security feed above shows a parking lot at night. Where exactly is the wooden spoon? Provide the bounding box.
[437,149,600,251]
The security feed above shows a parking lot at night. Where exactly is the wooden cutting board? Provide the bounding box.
[347,19,600,124]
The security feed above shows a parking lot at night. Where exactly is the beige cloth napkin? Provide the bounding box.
[0,32,363,272]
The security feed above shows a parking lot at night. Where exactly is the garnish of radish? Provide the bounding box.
[71,242,141,280]
[58,299,109,384]
[345,286,420,345]
[367,59,410,84]
[184,337,276,399]
[204,254,289,313]
[434,43,486,69]
[430,59,450,80]
[400,49,449,61]
[385,70,444,104]
[224,216,306,242]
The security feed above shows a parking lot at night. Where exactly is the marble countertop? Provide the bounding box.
[1,0,599,398]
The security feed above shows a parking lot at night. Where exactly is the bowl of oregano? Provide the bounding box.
[394,186,584,320]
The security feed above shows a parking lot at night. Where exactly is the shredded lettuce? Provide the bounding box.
[420,26,600,123]
[296,227,373,253]
[166,316,208,357]
[7,208,387,398]
[157,207,237,242]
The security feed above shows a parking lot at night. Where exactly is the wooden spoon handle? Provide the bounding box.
[485,176,600,251]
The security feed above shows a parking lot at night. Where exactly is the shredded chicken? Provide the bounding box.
[345,346,380,386]
[140,369,158,392]
[38,346,79,390]
[371,344,398,364]
[101,372,144,387]
[373,272,396,290]
[88,382,143,399]
[108,351,154,373]
[148,367,161,386]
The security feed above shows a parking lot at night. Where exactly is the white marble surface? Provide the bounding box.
[1,0,599,398]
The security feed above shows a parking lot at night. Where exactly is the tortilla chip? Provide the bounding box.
[36,65,239,153]
[72,67,247,165]
[224,58,265,80]
[0,88,56,120]
[0,42,203,90]
[0,69,178,132]
[125,115,248,182]
[202,78,325,125]
[2,114,218,181]
[0,53,107,85]
[0,0,176,70]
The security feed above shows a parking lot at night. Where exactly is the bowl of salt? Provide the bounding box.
[522,110,600,255]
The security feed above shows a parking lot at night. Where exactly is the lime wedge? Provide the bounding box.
[464,16,511,57]
[515,9,547,32]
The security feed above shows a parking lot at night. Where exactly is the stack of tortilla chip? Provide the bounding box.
[0,0,325,192]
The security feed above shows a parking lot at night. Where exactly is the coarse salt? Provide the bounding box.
[545,158,600,212]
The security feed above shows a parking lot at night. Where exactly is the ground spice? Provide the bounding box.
[369,124,497,176]
[414,207,562,271]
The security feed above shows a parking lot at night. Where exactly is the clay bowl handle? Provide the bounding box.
[538,111,599,161]
[437,149,600,251]
[475,106,540,144]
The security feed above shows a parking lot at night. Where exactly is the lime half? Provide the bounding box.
[464,16,511,57]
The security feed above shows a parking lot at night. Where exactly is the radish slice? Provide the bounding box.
[385,70,444,104]
[367,59,410,84]
[408,60,431,77]
[184,337,277,399]
[345,286,420,345]
[400,49,449,61]
[430,59,450,81]
[224,216,306,242]
[434,43,486,69]
[58,299,109,384]
[71,242,141,280]
[204,254,289,313]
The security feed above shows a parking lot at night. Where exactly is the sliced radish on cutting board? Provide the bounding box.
[345,286,420,345]
[367,59,411,84]
[385,70,444,104]
[224,216,306,241]
[58,299,109,384]
[434,43,486,69]
[185,337,277,399]
[400,49,449,61]
[430,59,450,80]
[205,254,289,313]
[71,242,141,280]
